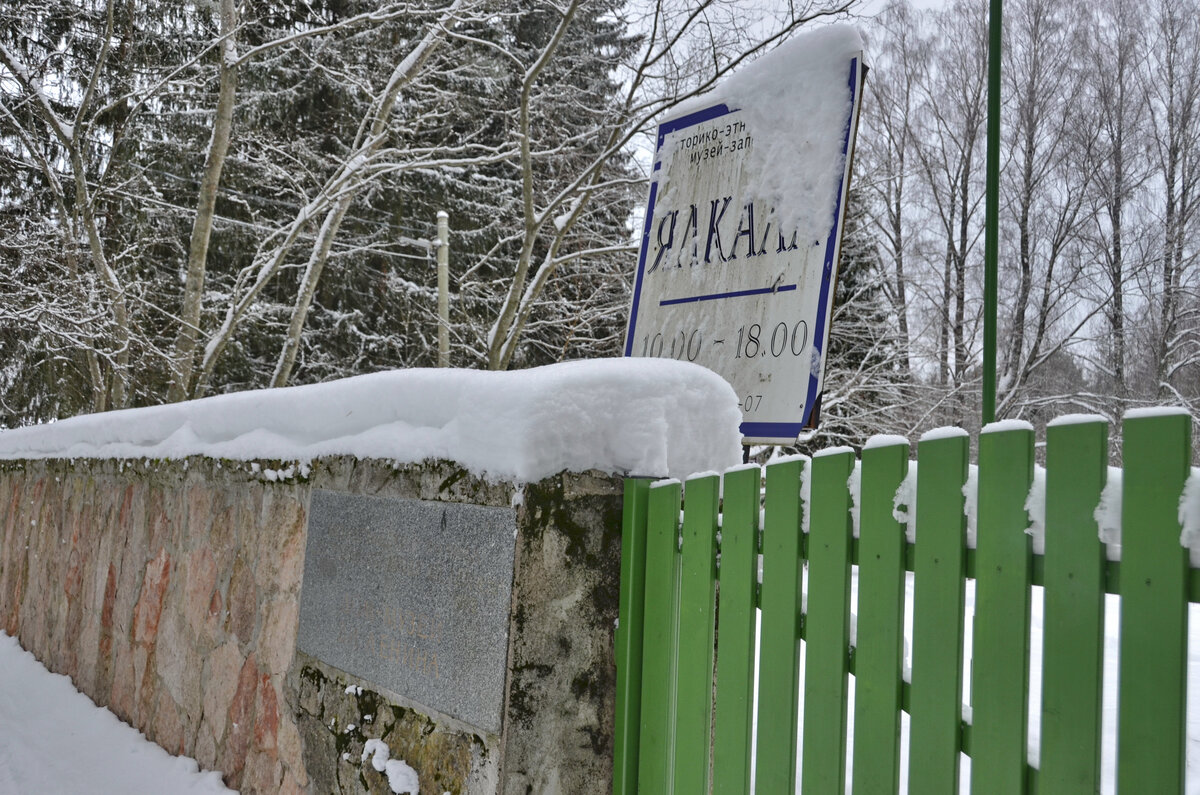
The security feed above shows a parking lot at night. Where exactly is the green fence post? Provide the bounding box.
[801,448,855,795]
[713,465,761,795]
[672,473,720,793]
[1039,417,1107,793]
[615,478,651,795]
[1118,410,1191,794]
[908,430,969,794]
[971,423,1034,794]
[637,479,682,793]
[755,456,806,795]
[852,439,909,795]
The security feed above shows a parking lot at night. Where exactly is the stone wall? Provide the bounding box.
[0,456,623,794]
[0,458,311,792]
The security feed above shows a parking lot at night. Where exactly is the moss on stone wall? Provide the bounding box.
[498,470,622,794]
[292,655,490,795]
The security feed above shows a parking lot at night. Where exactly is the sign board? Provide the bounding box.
[624,29,865,444]
[297,491,516,733]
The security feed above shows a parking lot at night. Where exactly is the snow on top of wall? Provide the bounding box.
[664,24,862,244]
[0,359,744,483]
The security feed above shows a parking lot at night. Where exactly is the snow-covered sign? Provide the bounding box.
[625,26,865,444]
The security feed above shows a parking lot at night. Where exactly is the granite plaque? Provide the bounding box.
[297,490,517,733]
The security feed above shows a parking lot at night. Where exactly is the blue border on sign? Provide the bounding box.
[625,103,734,357]
[741,421,806,438]
[800,56,860,432]
[623,55,861,441]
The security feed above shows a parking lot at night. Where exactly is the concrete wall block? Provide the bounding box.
[499,471,623,795]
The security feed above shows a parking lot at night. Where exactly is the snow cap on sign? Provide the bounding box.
[666,24,863,246]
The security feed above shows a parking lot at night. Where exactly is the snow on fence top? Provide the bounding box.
[0,359,744,483]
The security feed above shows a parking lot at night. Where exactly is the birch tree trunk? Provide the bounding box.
[167,0,238,402]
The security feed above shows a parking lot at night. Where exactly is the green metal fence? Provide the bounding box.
[613,412,1198,794]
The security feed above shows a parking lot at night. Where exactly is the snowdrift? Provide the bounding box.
[0,359,744,482]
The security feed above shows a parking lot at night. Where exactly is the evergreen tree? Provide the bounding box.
[812,186,910,448]
[1,0,850,424]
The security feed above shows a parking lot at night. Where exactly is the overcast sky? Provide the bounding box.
[855,0,949,16]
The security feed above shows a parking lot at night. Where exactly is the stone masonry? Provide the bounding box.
[0,456,624,794]
[0,458,311,793]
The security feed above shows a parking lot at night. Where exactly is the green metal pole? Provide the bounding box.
[982,0,1002,425]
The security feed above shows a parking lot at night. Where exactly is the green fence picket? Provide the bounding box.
[613,414,1197,795]
[672,473,720,793]
[614,478,651,795]
[908,430,969,794]
[971,424,1034,794]
[1118,411,1191,793]
[637,479,682,793]
[801,449,855,795]
[852,440,909,795]
[713,465,761,795]
[1039,418,1107,793]
[755,456,806,795]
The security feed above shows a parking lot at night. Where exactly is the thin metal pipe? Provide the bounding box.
[983,0,1002,425]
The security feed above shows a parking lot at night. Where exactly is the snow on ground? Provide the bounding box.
[0,359,743,482]
[0,633,232,794]
[5,584,1193,795]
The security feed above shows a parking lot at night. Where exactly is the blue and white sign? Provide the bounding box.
[625,27,865,444]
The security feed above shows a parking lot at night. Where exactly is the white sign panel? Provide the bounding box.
[625,29,864,443]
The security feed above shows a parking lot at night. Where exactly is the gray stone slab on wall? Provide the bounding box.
[298,490,516,734]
